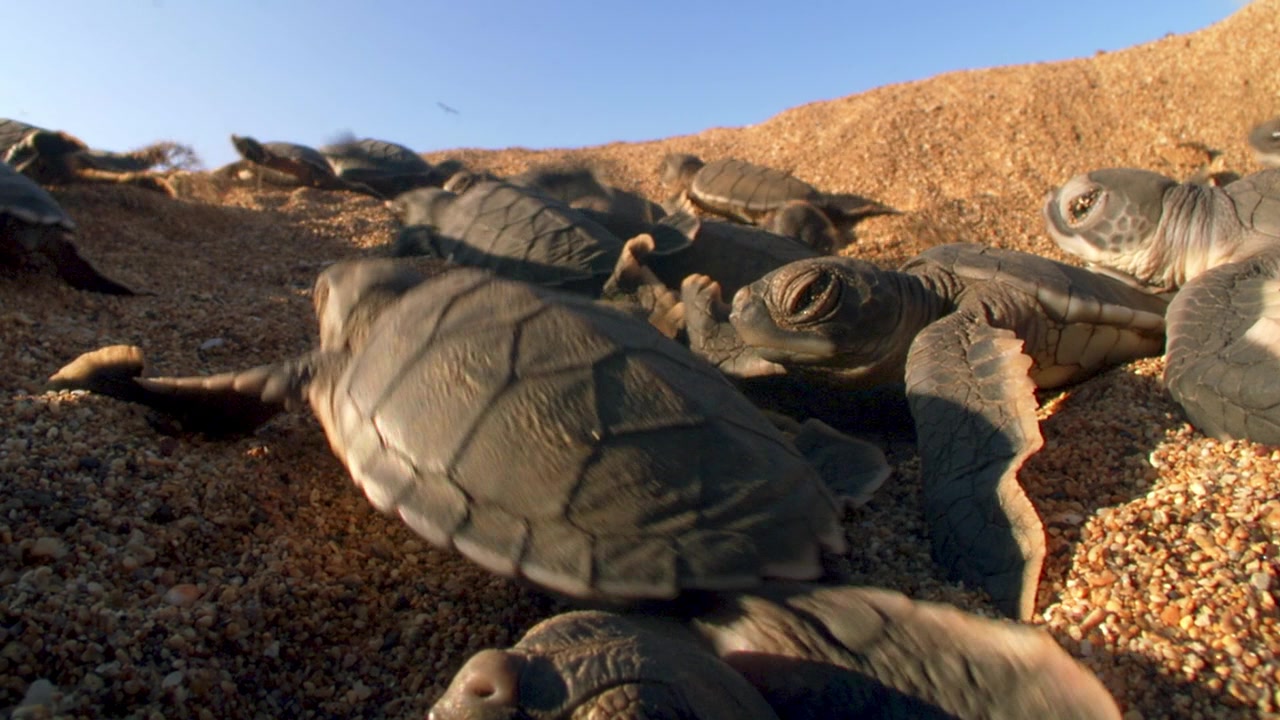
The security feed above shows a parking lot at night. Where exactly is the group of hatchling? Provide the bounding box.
[7,112,1280,718]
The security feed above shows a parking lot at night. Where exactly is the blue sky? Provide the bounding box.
[2,1,1241,169]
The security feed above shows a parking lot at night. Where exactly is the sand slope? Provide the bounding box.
[1,2,1277,717]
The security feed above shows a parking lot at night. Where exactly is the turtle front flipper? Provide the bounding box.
[692,583,1121,719]
[39,233,137,295]
[600,233,685,338]
[681,273,785,378]
[1164,250,1280,444]
[905,311,1046,620]
[48,345,327,435]
[70,166,175,195]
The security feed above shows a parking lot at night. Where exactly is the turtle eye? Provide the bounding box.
[785,269,841,324]
[1065,186,1103,226]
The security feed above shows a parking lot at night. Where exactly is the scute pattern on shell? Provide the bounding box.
[321,269,845,600]
[690,158,819,222]
[396,182,626,290]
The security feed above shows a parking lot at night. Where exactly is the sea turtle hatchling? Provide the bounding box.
[1,118,179,194]
[677,243,1169,619]
[318,136,451,197]
[49,259,891,604]
[1,160,136,294]
[1247,117,1280,168]
[229,134,383,198]
[388,181,695,300]
[660,153,896,253]
[431,583,1120,720]
[1045,166,1280,445]
[509,164,668,233]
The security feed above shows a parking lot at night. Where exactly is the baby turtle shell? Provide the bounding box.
[1,160,135,294]
[433,583,1120,720]
[50,260,869,603]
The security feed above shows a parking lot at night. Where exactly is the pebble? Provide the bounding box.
[164,584,202,607]
[28,537,66,561]
[5,22,1280,717]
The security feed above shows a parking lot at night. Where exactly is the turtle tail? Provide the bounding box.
[48,345,329,436]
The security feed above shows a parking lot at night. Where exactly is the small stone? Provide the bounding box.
[198,338,226,351]
[164,584,202,607]
[162,670,183,689]
[1080,606,1108,634]
[1251,572,1272,591]
[28,537,66,562]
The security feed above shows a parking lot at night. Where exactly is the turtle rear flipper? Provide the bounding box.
[819,192,899,222]
[763,412,890,507]
[653,208,700,249]
[786,418,890,508]
[48,346,325,435]
[40,233,137,295]
[1164,251,1280,444]
[765,200,841,254]
[695,584,1121,720]
[905,311,1046,621]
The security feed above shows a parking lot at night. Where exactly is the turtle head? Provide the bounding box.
[1248,118,1280,168]
[229,134,268,164]
[1043,168,1176,283]
[730,257,915,384]
[388,186,454,227]
[312,259,426,353]
[27,130,87,159]
[432,611,773,720]
[659,153,704,188]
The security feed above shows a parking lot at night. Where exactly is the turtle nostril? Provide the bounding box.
[465,677,497,700]
[431,650,523,720]
[457,649,521,707]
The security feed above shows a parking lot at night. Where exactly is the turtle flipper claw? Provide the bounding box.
[682,274,783,378]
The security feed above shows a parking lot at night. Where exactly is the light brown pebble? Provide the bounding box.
[27,538,65,561]
[164,584,202,607]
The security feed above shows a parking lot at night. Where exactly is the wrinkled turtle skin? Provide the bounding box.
[47,260,895,604]
[1248,117,1280,169]
[319,136,449,197]
[680,243,1169,619]
[0,160,136,294]
[432,583,1121,720]
[1046,166,1280,446]
[1,118,176,194]
[660,154,896,253]
[230,134,382,197]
